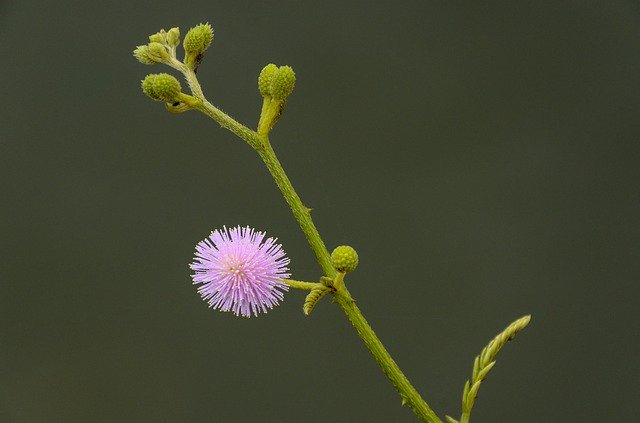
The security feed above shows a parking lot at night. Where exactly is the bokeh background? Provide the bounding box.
[1,1,639,422]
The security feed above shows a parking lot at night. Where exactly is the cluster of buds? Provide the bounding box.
[133,27,181,66]
[134,23,296,132]
[134,24,213,71]
[257,64,296,136]
[134,24,214,110]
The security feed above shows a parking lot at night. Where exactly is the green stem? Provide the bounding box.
[181,65,263,151]
[184,72,440,422]
[256,137,441,422]
[256,138,334,277]
[284,279,322,290]
[333,285,441,423]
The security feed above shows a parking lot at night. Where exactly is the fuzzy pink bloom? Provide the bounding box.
[190,226,290,317]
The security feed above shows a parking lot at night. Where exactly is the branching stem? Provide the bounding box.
[183,72,440,422]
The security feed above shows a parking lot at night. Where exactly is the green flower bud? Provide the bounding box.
[133,45,155,65]
[148,31,166,44]
[146,42,170,63]
[167,27,180,48]
[258,63,278,97]
[331,245,359,273]
[183,23,213,55]
[141,73,182,102]
[256,64,296,135]
[183,23,213,70]
[141,75,158,100]
[271,66,296,101]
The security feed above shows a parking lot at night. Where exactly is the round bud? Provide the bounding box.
[141,73,182,102]
[271,66,296,101]
[149,31,166,44]
[147,42,170,63]
[167,27,180,48]
[133,45,155,65]
[258,63,278,97]
[183,23,213,55]
[331,245,359,273]
[141,75,158,100]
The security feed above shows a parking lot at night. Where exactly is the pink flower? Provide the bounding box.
[190,226,290,317]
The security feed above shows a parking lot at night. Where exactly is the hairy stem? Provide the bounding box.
[187,75,439,422]
[256,138,334,277]
[257,140,441,422]
[333,285,442,423]
[284,279,322,290]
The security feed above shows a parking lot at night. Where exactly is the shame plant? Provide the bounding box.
[133,22,530,423]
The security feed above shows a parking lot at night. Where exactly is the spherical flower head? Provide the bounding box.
[331,245,359,273]
[190,226,291,317]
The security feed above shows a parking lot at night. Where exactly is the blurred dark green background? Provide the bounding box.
[1,1,639,422]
